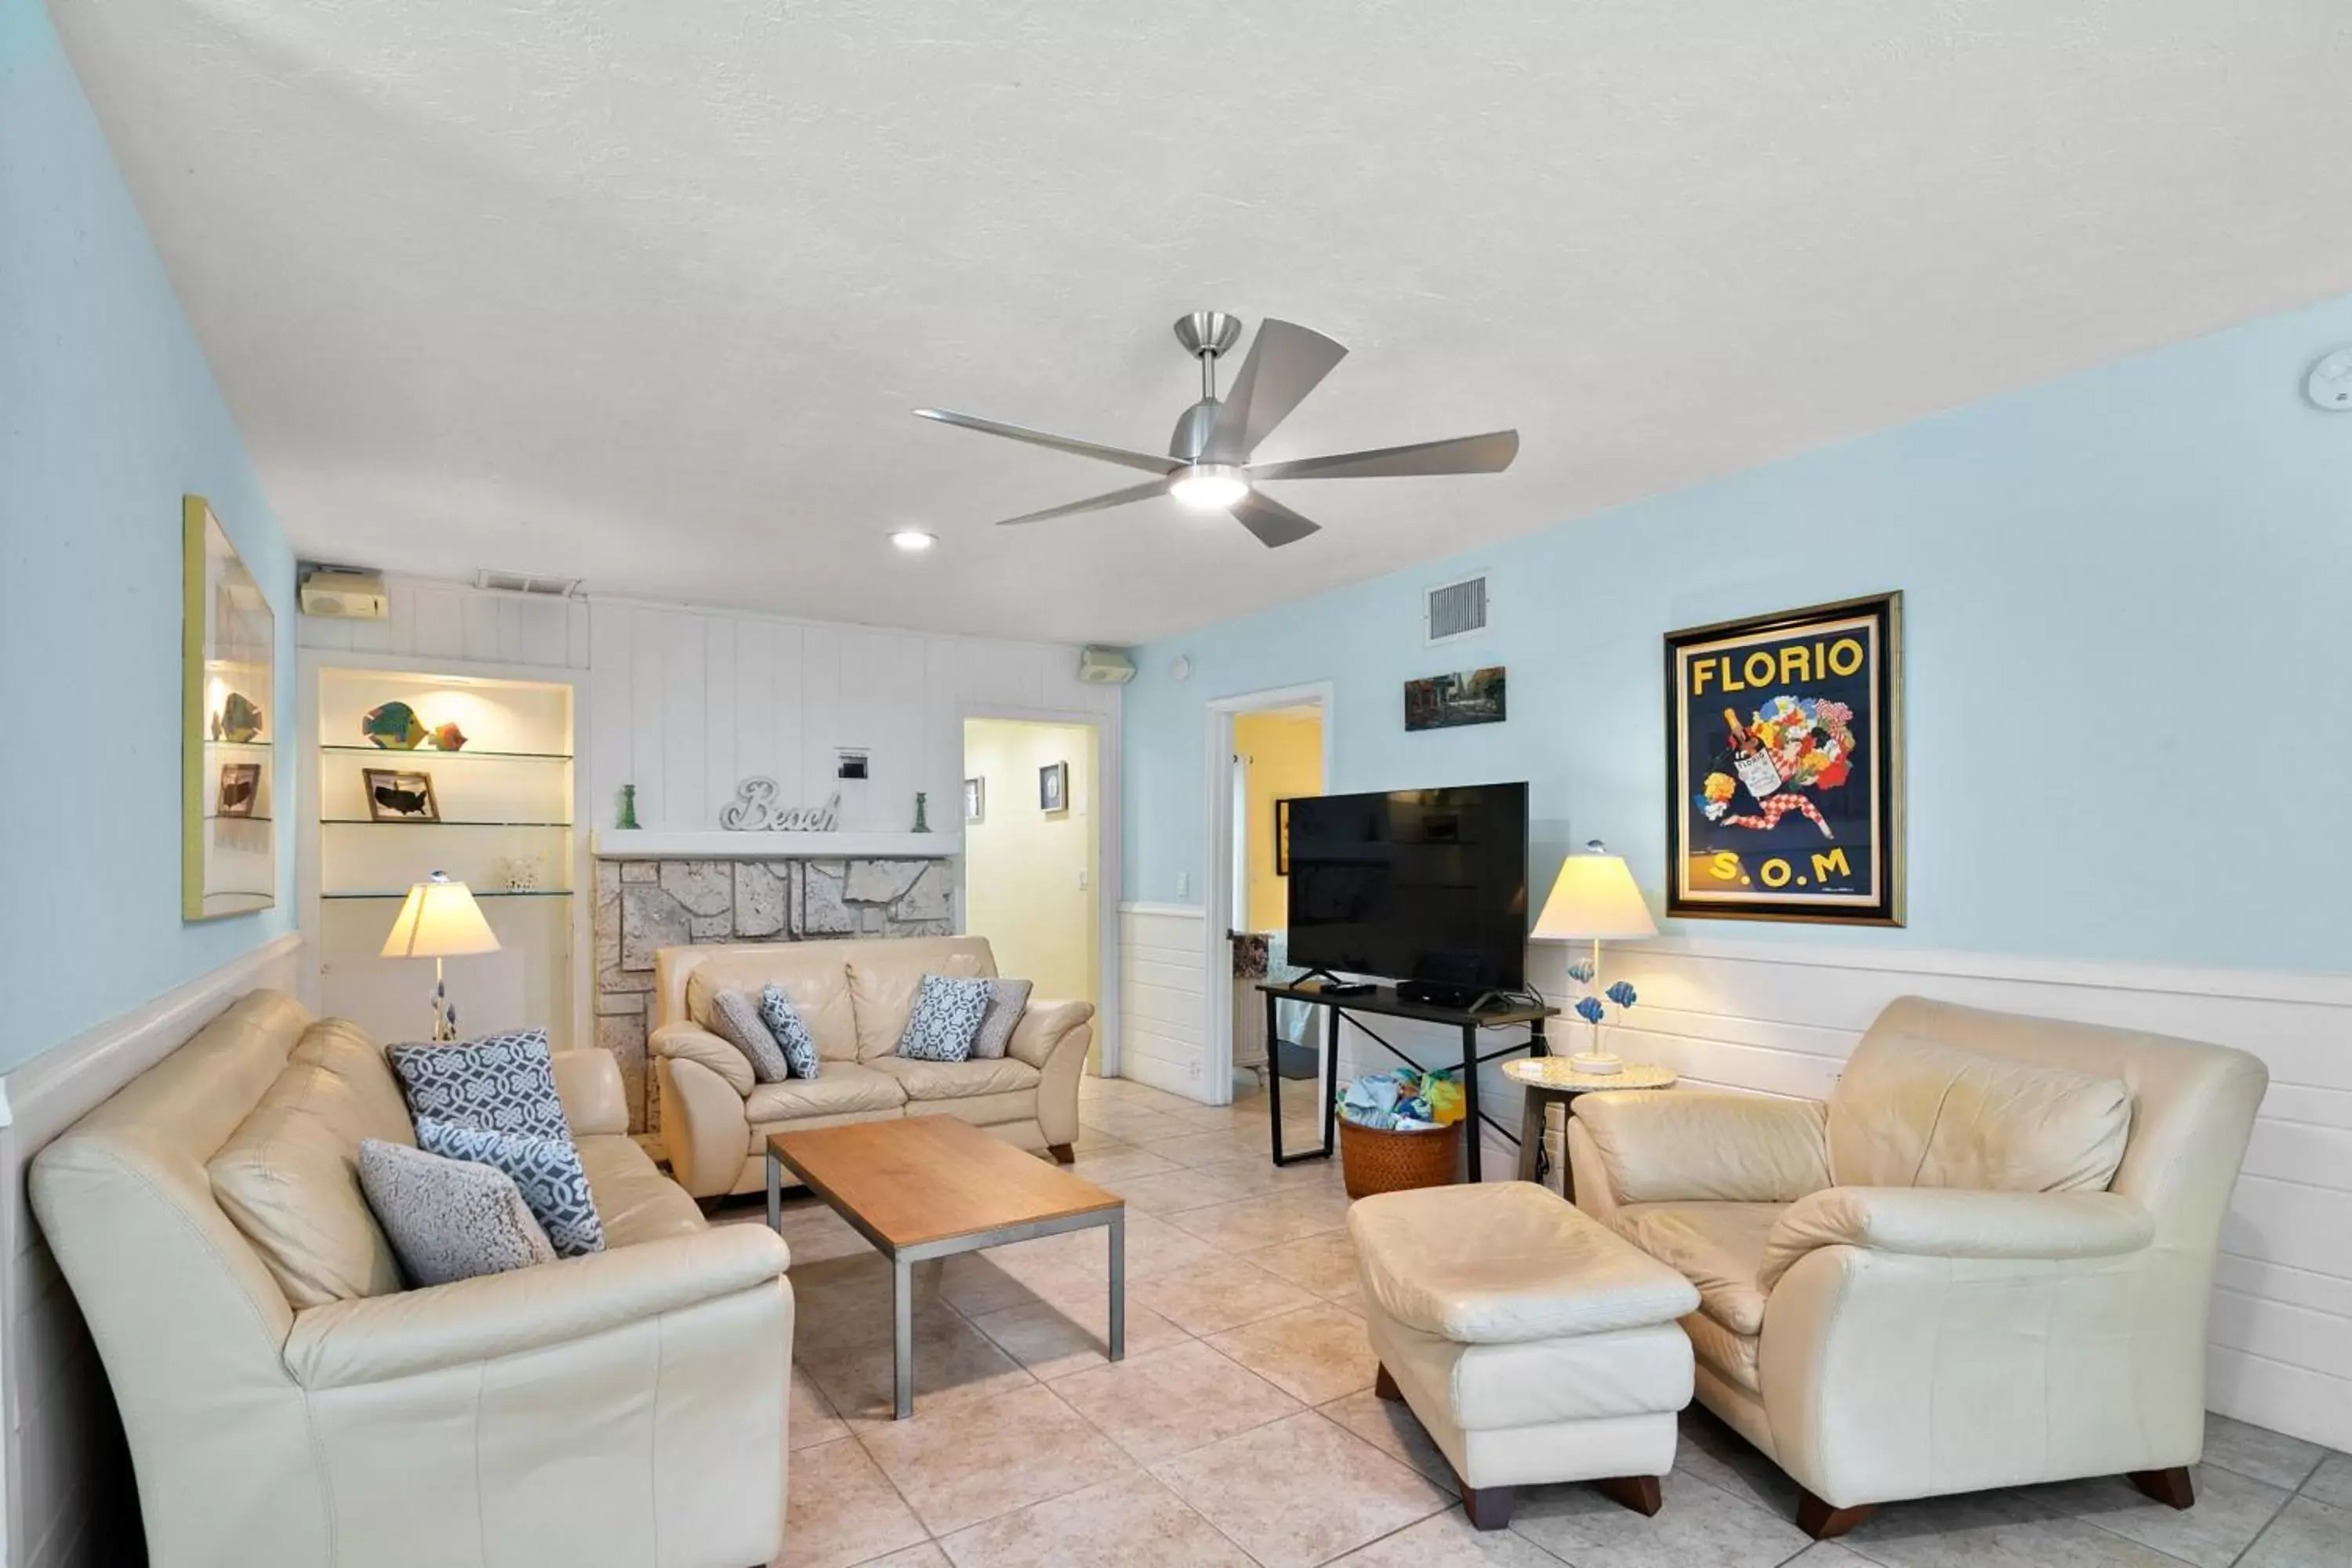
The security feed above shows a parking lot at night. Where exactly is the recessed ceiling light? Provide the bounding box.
[890,529,937,553]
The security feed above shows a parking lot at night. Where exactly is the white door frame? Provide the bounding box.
[956,702,1123,1079]
[1201,682,1334,1106]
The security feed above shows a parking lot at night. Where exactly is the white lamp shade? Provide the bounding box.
[1531,852,1658,941]
[380,877,501,959]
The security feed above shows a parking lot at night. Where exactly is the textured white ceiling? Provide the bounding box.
[52,1,2352,644]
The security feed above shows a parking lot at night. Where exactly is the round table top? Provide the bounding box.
[1503,1058,1678,1092]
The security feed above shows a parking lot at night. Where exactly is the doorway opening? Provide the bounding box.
[961,717,1102,1072]
[1204,685,1330,1107]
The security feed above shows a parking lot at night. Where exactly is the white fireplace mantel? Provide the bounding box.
[590,829,961,860]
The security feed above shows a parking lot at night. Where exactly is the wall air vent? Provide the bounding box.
[475,570,582,598]
[1424,572,1490,646]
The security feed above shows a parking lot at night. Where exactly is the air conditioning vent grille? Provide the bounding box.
[476,570,581,598]
[1425,575,1488,644]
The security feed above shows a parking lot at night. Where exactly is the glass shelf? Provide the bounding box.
[321,890,575,900]
[322,745,572,761]
[322,818,573,828]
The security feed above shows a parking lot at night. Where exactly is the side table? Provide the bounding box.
[1503,1059,1677,1203]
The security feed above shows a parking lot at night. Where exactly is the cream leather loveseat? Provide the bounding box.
[650,935,1094,1200]
[30,991,793,1568]
[1566,996,2265,1539]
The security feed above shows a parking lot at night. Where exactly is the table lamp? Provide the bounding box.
[380,870,500,1041]
[1530,840,1657,1074]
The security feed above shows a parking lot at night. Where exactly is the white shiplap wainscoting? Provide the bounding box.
[1118,905,1210,1100]
[0,933,306,1568]
[1326,934,2352,1453]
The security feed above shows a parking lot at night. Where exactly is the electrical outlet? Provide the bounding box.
[1187,1060,1201,1079]
[1176,871,1189,898]
[1077,867,1089,890]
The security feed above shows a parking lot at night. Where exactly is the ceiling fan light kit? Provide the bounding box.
[913,312,1519,549]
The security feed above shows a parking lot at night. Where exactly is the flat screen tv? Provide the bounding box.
[1284,782,1528,1005]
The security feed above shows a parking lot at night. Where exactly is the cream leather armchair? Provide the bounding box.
[649,935,1094,1199]
[1566,996,2265,1539]
[31,993,793,1568]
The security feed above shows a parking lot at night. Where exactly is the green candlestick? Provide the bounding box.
[618,783,640,830]
[912,792,931,833]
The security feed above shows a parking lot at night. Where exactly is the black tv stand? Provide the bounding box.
[1254,981,1559,1181]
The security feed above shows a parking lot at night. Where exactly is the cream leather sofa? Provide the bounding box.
[1566,996,2265,1539]
[30,991,793,1568]
[649,935,1094,1200]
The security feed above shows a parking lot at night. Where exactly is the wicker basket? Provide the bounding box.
[1338,1116,1462,1199]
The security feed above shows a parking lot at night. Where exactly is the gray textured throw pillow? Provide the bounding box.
[897,975,993,1063]
[969,978,1033,1060]
[358,1138,557,1287]
[385,1028,568,1142]
[710,988,793,1083]
[416,1119,604,1258]
[760,985,822,1080]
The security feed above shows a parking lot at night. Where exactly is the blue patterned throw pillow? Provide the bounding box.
[417,1119,604,1258]
[386,1028,569,1142]
[896,975,993,1063]
[759,985,822,1080]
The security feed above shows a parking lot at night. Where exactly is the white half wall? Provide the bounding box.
[1312,935,2352,1453]
[0,932,304,1568]
[1118,904,1209,1101]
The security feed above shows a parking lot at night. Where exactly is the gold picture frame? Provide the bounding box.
[183,496,277,920]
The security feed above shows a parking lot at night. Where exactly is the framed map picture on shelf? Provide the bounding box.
[1664,593,1904,925]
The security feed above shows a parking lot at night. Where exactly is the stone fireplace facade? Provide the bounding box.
[593,856,956,1131]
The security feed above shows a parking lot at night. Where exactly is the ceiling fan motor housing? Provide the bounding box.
[1169,310,1242,459]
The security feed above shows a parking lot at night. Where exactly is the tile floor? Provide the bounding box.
[731,1074,2351,1568]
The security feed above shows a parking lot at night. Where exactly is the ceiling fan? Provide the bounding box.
[913,311,1519,549]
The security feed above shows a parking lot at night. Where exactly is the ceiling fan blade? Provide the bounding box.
[1245,429,1519,482]
[914,408,1179,476]
[1200,320,1348,464]
[990,478,1170,528]
[1229,489,1322,549]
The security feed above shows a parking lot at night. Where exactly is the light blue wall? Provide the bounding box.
[1,0,296,1069]
[1125,292,2352,976]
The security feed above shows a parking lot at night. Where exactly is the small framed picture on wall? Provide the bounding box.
[964,776,985,822]
[1273,798,1293,874]
[1039,761,1068,814]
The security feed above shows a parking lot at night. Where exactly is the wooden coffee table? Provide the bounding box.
[765,1115,1125,1418]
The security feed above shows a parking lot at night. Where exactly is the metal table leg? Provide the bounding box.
[891,1253,914,1420]
[766,1147,782,1232]
[1515,1088,1546,1183]
[1107,1211,1126,1362]
[1265,985,1283,1163]
[1461,1022,1483,1182]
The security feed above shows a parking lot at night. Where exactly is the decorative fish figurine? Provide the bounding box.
[218,691,263,743]
[430,720,468,751]
[361,701,427,749]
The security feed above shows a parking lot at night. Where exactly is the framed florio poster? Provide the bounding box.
[1664,593,1904,924]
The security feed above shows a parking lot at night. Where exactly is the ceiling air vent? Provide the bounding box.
[1424,573,1490,646]
[475,570,582,598]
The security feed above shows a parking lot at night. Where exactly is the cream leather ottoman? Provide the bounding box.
[1348,1181,1701,1530]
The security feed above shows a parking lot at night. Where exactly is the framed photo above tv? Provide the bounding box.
[1038,760,1068,814]
[1664,593,1904,925]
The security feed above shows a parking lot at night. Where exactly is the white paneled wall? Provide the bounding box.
[296,575,590,670]
[1311,934,2352,1453]
[1117,905,1208,1098]
[584,599,1116,834]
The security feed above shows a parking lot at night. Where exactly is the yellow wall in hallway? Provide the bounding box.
[1235,706,1323,932]
[962,719,1098,1011]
